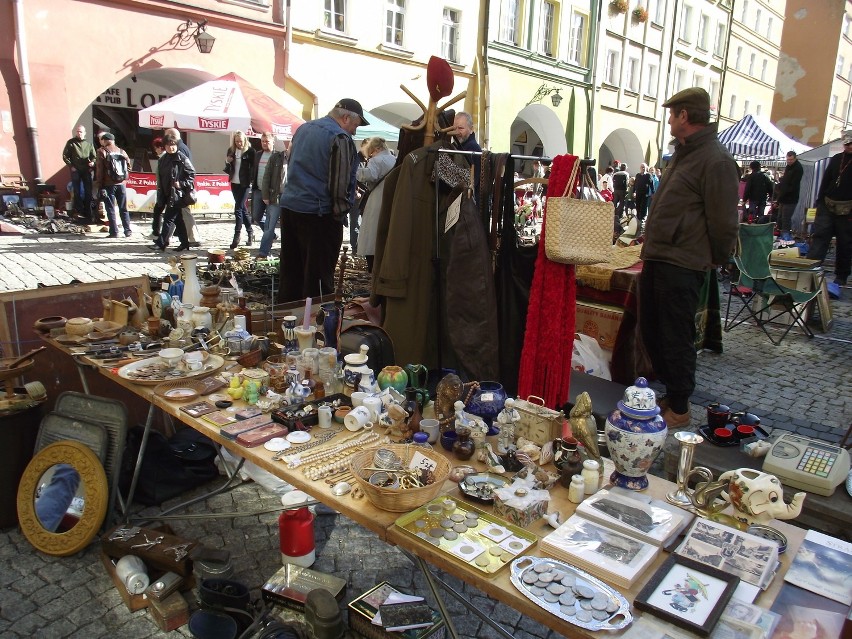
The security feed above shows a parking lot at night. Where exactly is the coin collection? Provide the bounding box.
[397,498,535,575]
[510,557,631,631]
[125,361,186,381]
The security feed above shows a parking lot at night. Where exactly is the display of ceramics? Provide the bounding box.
[466,381,507,426]
[33,316,67,333]
[717,468,806,527]
[604,377,667,490]
[286,431,311,444]
[65,317,94,336]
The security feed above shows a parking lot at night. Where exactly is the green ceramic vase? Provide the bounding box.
[377,365,408,394]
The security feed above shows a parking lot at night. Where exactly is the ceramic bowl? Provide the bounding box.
[333,406,351,424]
[207,249,226,264]
[33,316,67,333]
[65,317,94,336]
[158,347,184,368]
[440,430,458,452]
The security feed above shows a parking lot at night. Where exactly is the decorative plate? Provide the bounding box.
[458,472,509,504]
[264,438,291,452]
[116,354,224,385]
[153,379,207,403]
[286,431,311,444]
[510,556,632,632]
[54,334,87,346]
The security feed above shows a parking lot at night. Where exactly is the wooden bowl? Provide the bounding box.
[33,316,67,333]
[65,317,94,336]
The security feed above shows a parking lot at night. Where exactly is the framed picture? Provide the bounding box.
[634,555,740,637]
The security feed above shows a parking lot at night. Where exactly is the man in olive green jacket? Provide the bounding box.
[62,124,96,220]
[640,88,739,429]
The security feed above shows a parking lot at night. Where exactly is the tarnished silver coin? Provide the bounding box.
[561,575,577,588]
[538,572,554,583]
[574,585,596,599]
[533,562,554,573]
[530,586,545,597]
[453,523,468,533]
[547,583,566,595]
[558,592,577,606]
[543,592,559,603]
[522,571,537,584]
[592,609,611,621]
[443,530,458,541]
[450,513,466,522]
[560,604,577,616]
[606,599,619,613]
[576,609,593,623]
[579,599,593,610]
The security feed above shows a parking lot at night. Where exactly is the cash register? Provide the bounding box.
[763,433,851,497]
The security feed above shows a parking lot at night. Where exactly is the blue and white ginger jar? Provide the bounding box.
[604,377,667,490]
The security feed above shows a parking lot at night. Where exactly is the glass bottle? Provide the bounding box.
[452,427,475,460]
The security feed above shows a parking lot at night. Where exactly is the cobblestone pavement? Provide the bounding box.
[1,217,850,638]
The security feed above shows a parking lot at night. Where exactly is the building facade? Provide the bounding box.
[773,0,852,145]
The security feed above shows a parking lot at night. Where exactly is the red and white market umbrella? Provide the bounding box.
[138,72,304,139]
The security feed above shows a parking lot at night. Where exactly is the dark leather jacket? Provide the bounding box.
[156,151,195,209]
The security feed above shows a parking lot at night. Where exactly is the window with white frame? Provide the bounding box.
[441,8,460,63]
[385,0,405,47]
[754,8,761,32]
[567,10,587,66]
[653,0,666,24]
[761,59,768,82]
[324,0,346,32]
[743,99,750,116]
[766,16,773,39]
[756,104,762,116]
[714,23,726,56]
[697,14,709,50]
[830,94,838,116]
[538,1,556,57]
[836,55,845,76]
[673,66,685,92]
[694,73,705,91]
[848,65,852,82]
[740,0,748,23]
[844,13,852,38]
[679,5,693,42]
[605,50,620,85]
[626,57,640,92]
[735,46,742,71]
[748,53,756,76]
[499,0,522,45]
[709,79,719,107]
[729,94,736,116]
[646,63,659,97]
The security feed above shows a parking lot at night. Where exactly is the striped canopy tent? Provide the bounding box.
[717,114,811,164]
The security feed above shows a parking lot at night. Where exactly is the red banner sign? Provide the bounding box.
[125,172,234,213]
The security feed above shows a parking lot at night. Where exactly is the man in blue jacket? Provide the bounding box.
[278,99,368,302]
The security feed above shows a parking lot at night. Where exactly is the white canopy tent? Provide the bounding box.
[717,114,811,164]
[791,138,844,231]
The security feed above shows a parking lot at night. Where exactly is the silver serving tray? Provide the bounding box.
[510,556,632,632]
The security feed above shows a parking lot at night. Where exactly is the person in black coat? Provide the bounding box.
[632,163,655,226]
[151,135,194,251]
[742,161,773,223]
[774,151,804,237]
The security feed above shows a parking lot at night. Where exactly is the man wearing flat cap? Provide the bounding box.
[807,131,852,287]
[278,98,369,301]
[639,87,739,429]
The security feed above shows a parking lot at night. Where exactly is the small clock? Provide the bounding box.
[152,291,172,319]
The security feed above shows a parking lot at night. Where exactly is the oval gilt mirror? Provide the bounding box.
[17,440,108,557]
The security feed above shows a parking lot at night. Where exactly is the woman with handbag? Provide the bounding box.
[151,135,195,251]
[225,131,256,249]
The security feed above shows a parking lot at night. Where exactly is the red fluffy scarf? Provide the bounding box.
[517,154,578,408]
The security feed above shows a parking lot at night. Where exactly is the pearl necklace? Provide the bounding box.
[301,433,387,480]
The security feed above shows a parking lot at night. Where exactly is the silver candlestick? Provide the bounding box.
[666,431,712,507]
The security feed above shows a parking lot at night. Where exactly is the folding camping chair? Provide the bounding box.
[724,223,822,345]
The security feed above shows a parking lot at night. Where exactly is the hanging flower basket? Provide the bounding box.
[632,6,648,22]
[611,0,629,13]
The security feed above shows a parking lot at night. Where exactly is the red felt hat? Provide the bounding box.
[426,56,454,102]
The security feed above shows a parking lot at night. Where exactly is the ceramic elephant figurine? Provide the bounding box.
[718,468,806,526]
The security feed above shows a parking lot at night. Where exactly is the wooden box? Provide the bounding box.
[348,582,446,639]
[101,524,196,577]
[148,591,189,632]
[513,396,563,447]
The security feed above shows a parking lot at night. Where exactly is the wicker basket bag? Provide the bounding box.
[349,444,451,512]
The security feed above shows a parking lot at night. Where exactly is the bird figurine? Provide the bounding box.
[569,392,602,472]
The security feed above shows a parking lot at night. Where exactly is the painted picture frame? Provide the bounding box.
[634,555,739,637]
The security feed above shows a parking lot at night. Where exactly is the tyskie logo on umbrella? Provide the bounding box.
[198,117,229,130]
[149,115,165,127]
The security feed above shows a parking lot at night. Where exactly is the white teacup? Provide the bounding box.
[362,396,383,423]
[419,418,440,444]
[344,405,374,432]
[350,391,367,408]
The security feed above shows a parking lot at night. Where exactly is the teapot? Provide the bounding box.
[343,345,375,394]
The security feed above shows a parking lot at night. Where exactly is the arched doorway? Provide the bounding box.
[598,128,644,174]
[509,104,567,174]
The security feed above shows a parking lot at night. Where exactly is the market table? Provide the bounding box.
[663,432,852,540]
[47,338,806,639]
